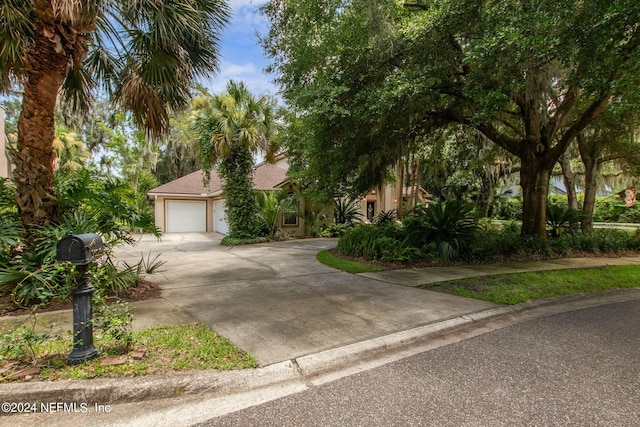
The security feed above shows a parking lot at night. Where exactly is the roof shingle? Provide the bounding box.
[148,163,287,196]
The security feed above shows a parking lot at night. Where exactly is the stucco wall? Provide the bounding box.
[0,106,11,179]
[152,195,215,233]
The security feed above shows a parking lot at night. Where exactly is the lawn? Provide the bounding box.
[316,250,384,274]
[424,265,640,305]
[0,323,257,382]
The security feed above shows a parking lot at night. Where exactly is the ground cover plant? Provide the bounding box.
[221,236,270,246]
[0,172,161,311]
[0,322,257,382]
[423,265,640,305]
[316,250,383,274]
[334,200,640,266]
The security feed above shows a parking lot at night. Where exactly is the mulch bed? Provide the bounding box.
[0,280,161,317]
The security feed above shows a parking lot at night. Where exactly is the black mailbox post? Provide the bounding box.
[56,233,102,365]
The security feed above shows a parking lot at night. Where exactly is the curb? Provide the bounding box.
[2,287,640,411]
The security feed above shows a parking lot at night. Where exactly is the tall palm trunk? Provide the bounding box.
[13,32,68,231]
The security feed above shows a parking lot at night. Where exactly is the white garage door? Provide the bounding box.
[166,200,206,232]
[213,199,229,235]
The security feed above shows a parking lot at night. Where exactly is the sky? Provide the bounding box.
[0,1,278,117]
[203,0,278,98]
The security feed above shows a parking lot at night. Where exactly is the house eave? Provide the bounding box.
[147,190,223,199]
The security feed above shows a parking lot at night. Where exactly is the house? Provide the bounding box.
[149,156,432,234]
[0,106,11,179]
[148,157,293,234]
[359,184,431,221]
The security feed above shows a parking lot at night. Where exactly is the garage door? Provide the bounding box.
[166,200,206,232]
[213,199,229,235]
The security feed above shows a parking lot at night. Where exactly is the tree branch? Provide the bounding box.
[474,122,522,157]
[546,85,579,142]
[547,96,611,167]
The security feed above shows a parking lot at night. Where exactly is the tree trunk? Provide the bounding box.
[475,172,496,219]
[559,151,579,211]
[519,157,552,239]
[396,160,404,219]
[13,32,68,232]
[409,156,418,210]
[581,158,599,232]
[577,132,605,233]
[414,160,422,208]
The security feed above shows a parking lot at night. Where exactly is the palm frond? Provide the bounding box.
[0,2,34,88]
[61,63,96,113]
[5,0,229,137]
[195,79,280,170]
[114,70,170,138]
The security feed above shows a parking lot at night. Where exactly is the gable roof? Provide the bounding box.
[148,162,288,196]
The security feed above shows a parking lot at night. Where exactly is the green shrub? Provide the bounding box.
[631,229,640,249]
[256,190,298,238]
[0,178,18,220]
[548,194,570,210]
[337,224,412,262]
[333,197,363,224]
[221,236,269,245]
[320,222,355,237]
[304,209,327,237]
[93,297,134,354]
[492,198,522,220]
[618,205,640,223]
[404,200,479,261]
[551,229,639,253]
[371,209,397,226]
[337,201,640,265]
[461,224,526,262]
[0,323,57,364]
[546,202,584,238]
[593,196,626,222]
[0,170,160,307]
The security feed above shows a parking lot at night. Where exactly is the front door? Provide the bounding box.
[366,201,376,221]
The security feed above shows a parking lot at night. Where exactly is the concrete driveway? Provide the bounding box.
[115,233,497,366]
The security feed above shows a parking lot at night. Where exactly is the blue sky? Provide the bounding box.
[202,0,277,98]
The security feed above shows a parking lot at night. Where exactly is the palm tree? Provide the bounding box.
[195,80,280,238]
[53,126,91,172]
[0,1,230,234]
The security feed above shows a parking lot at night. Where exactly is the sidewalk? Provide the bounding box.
[1,236,640,418]
[359,255,640,286]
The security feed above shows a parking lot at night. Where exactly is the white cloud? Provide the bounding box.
[221,62,259,76]
[198,1,280,101]
[204,61,278,99]
[228,3,269,35]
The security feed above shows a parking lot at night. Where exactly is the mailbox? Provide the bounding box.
[56,233,103,265]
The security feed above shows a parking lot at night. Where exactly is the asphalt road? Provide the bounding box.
[198,299,640,427]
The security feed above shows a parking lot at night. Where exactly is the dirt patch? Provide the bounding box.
[108,280,161,302]
[0,280,161,317]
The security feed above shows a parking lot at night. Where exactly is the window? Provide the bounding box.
[283,210,298,226]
